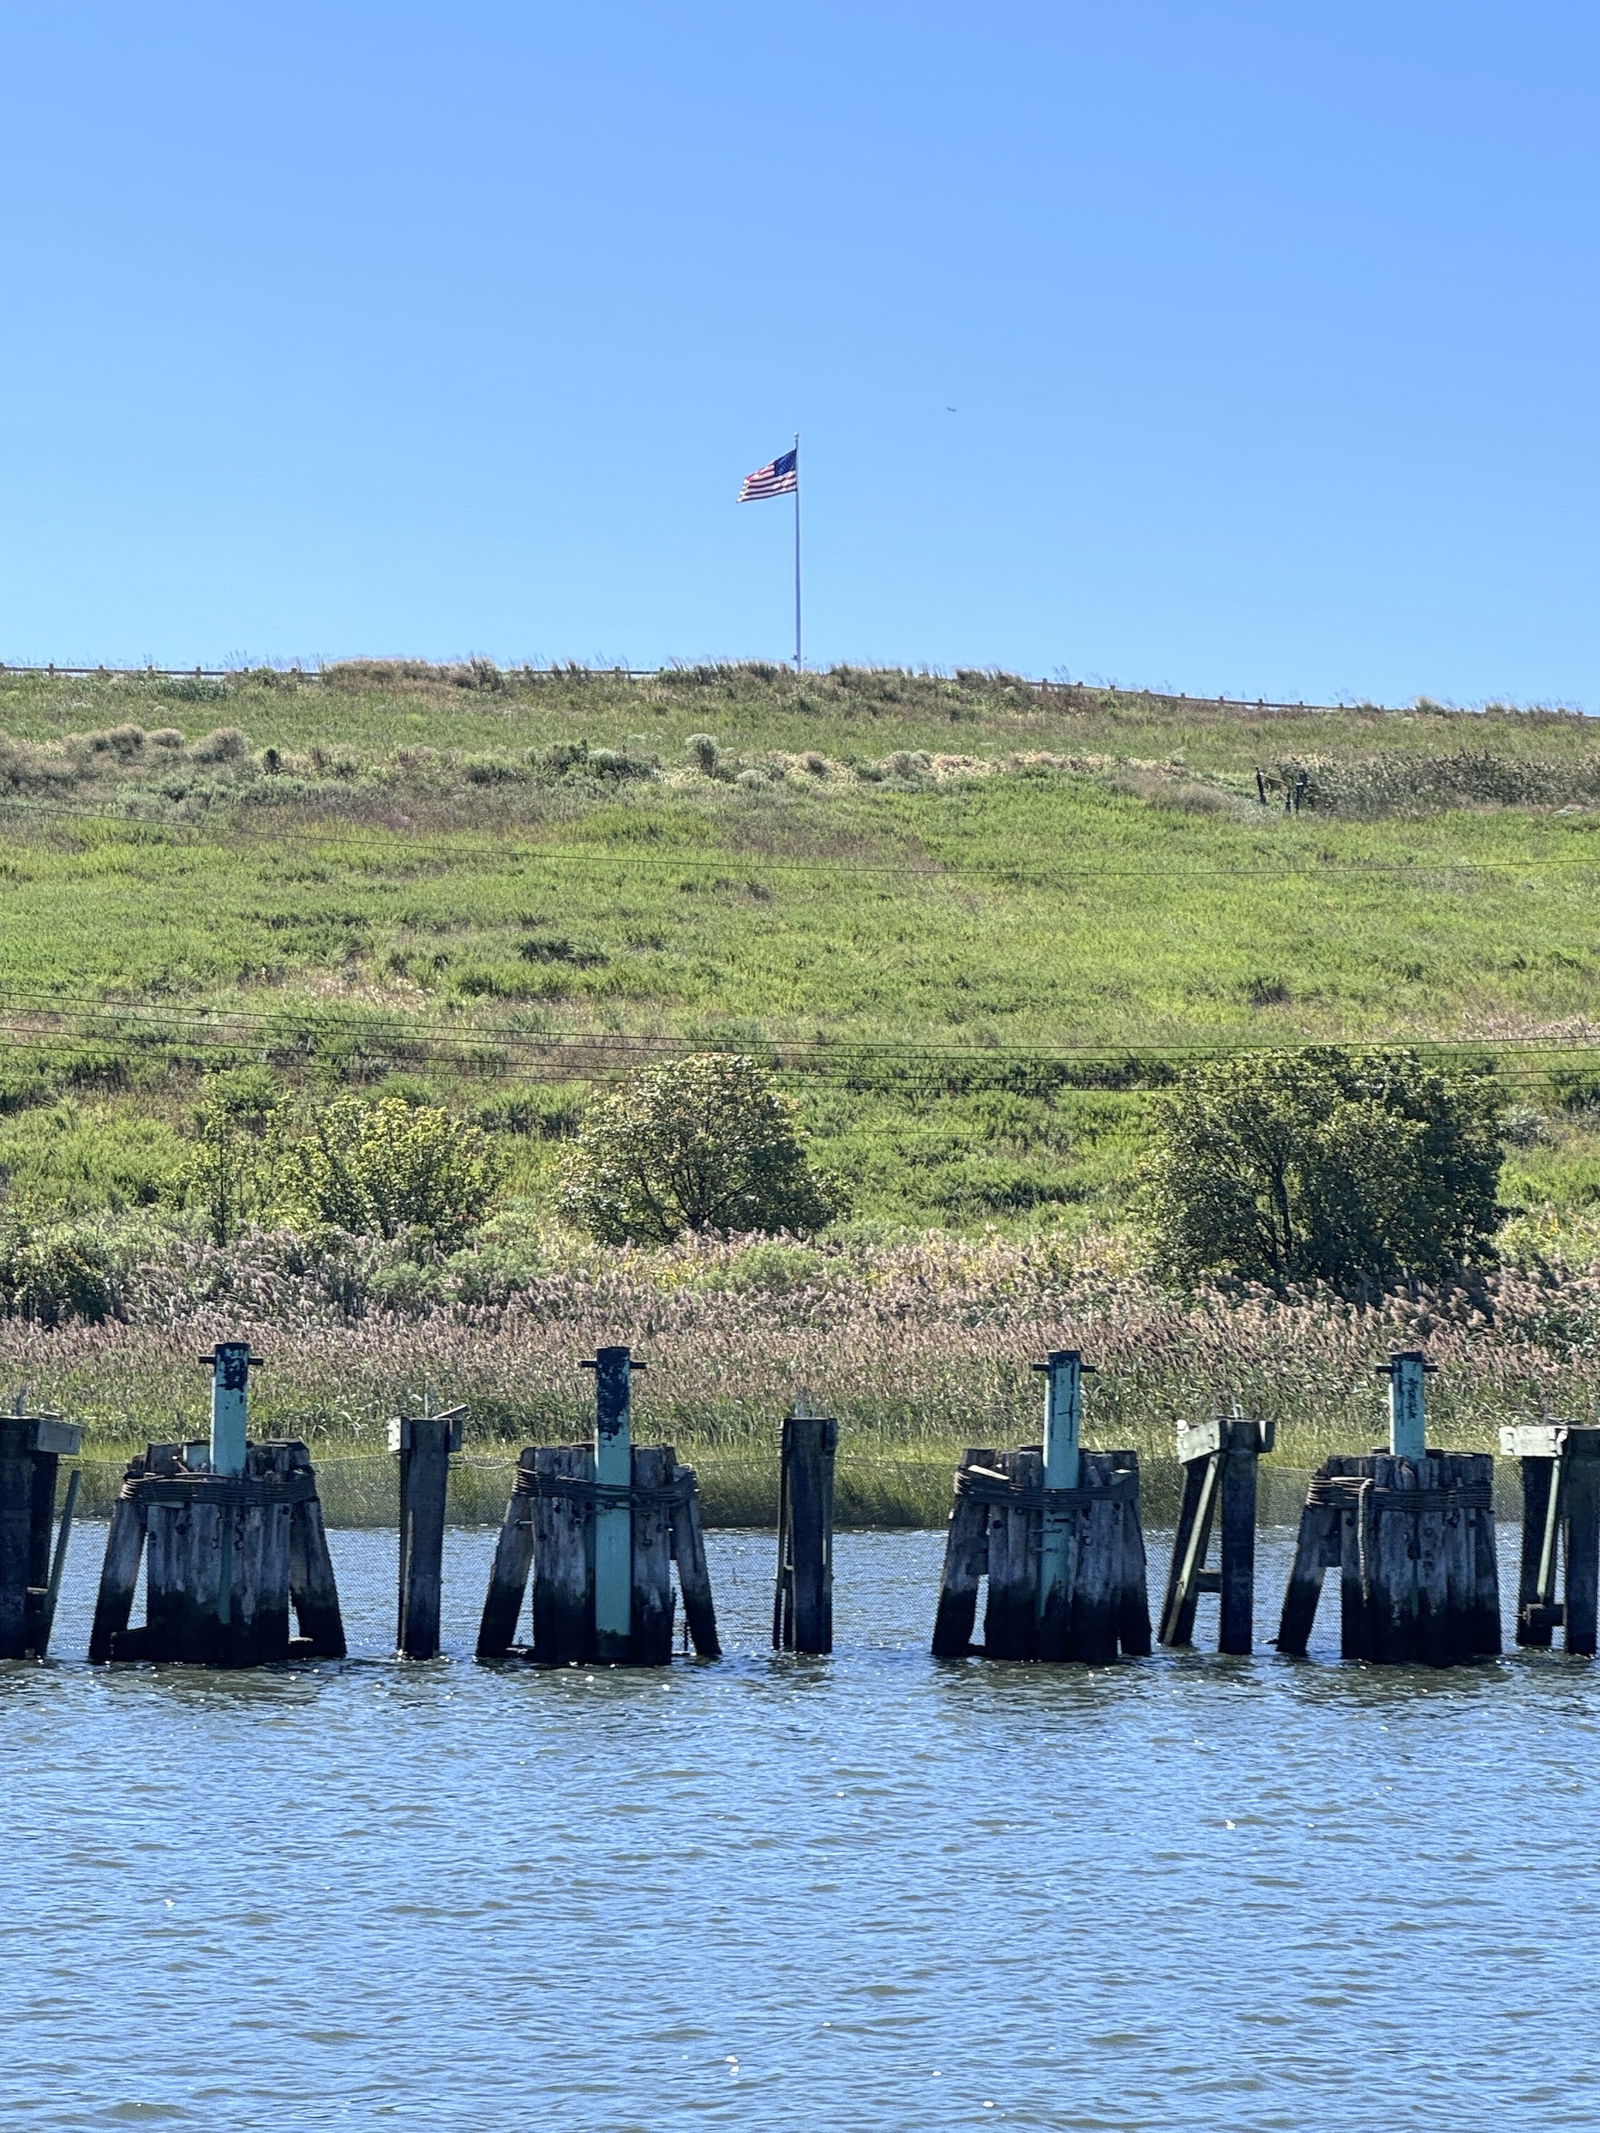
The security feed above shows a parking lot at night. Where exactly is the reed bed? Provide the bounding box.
[14,1231,1600,1525]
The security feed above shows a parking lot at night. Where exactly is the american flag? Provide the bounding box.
[739,446,797,501]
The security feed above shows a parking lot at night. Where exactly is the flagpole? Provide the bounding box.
[793,431,802,672]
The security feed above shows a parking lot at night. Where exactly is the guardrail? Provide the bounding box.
[0,660,1392,716]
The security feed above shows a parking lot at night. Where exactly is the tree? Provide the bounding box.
[279,1094,498,1240]
[186,1067,284,1246]
[1140,1047,1504,1290]
[562,1053,843,1244]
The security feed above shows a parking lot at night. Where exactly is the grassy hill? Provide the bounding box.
[7,659,1600,1498]
[1,660,1599,1244]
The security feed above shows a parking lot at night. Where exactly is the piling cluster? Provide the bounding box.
[3,1333,1600,1675]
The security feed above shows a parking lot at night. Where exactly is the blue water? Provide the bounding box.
[3,1524,1599,2130]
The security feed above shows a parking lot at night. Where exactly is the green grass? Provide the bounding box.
[4,661,1600,1234]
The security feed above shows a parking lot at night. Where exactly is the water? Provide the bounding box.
[5,1524,1600,2130]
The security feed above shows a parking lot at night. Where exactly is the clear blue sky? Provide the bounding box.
[1,2,1595,703]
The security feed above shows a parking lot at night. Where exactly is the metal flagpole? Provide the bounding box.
[793,432,802,672]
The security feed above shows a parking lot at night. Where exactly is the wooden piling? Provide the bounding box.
[931,1441,1149,1664]
[931,1448,995,1658]
[477,1432,720,1667]
[774,1411,837,1655]
[1159,1413,1273,1655]
[0,1411,85,1661]
[391,1407,465,1661]
[1503,1422,1600,1657]
[91,1435,342,1665]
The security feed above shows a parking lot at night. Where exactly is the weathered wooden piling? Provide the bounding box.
[0,1407,84,1660]
[1159,1411,1274,1655]
[88,1344,346,1665]
[475,1346,720,1665]
[773,1405,837,1655]
[1276,1352,1499,1666]
[931,1350,1151,1662]
[391,1406,466,1660]
[1502,1420,1600,1656]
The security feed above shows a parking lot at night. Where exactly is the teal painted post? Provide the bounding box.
[205,1341,255,1477]
[582,1346,638,1662]
[1034,1349,1092,1657]
[1379,1350,1431,1461]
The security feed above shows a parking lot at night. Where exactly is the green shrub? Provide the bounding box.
[279,1094,499,1240]
[562,1053,843,1244]
[1140,1047,1504,1290]
[0,1224,118,1326]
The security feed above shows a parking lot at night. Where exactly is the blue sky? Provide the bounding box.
[0,1,1595,703]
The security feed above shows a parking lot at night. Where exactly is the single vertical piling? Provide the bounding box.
[1035,1351,1088,1662]
[1503,1421,1600,1656]
[391,1406,465,1660]
[773,1406,837,1655]
[0,1410,84,1661]
[1161,1413,1272,1654]
[582,1346,637,1664]
[204,1340,255,1476]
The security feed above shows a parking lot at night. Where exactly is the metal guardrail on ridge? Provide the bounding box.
[0,660,1390,718]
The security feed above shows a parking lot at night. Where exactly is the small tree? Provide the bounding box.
[186,1067,284,1246]
[279,1094,498,1241]
[1140,1047,1504,1290]
[563,1053,842,1244]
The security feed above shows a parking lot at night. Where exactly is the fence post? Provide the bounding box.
[391,1406,466,1659]
[582,1346,639,1663]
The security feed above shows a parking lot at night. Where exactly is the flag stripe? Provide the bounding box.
[739,447,798,501]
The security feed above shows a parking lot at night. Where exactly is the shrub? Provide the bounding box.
[685,733,720,774]
[0,1224,117,1326]
[562,1052,844,1244]
[189,725,250,764]
[1140,1047,1504,1290]
[278,1095,499,1240]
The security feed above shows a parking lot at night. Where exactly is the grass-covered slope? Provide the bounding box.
[2,660,1600,1239]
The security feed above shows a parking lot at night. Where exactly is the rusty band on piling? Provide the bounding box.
[511,1470,696,1511]
[1305,1477,1493,1513]
[954,1468,1139,1508]
[122,1472,320,1508]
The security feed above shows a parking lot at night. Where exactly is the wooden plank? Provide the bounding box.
[629,1446,675,1664]
[1371,1455,1420,1666]
[476,1450,537,1658]
[931,1449,993,1658]
[396,1417,453,1660]
[0,1447,33,1660]
[1176,1417,1226,1466]
[1563,1436,1600,1657]
[985,1450,1038,1660]
[1501,1423,1569,1461]
[667,1455,720,1659]
[1112,1457,1153,1659]
[1071,1453,1120,1666]
[90,1484,147,1663]
[1468,1454,1502,1657]
[287,1454,346,1659]
[532,1444,592,1666]
[1414,1455,1452,1669]
[1515,1455,1557,1647]
[1157,1452,1218,1649]
[1276,1488,1337,1656]
[1218,1430,1258,1656]
[785,1416,836,1657]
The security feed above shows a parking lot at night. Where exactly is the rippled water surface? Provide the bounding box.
[5,1523,1600,2130]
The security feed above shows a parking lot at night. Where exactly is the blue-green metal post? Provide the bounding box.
[206,1341,253,1477]
[1035,1349,1092,1652]
[582,1345,637,1662]
[1379,1349,1431,1461]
